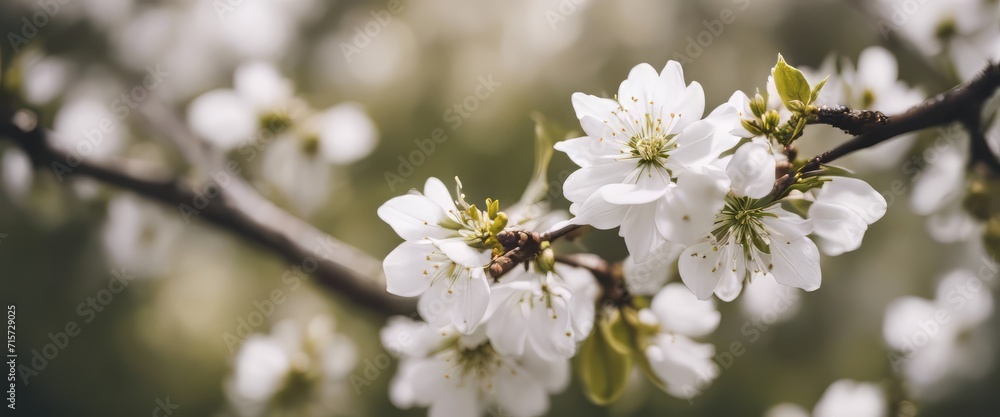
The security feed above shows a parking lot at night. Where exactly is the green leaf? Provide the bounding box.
[602,310,633,355]
[576,315,633,405]
[809,75,830,105]
[772,54,811,112]
[814,164,855,178]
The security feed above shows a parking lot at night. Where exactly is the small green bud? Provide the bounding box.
[487,199,500,220]
[750,92,767,119]
[741,119,764,137]
[787,100,806,113]
[764,110,781,131]
[490,212,508,236]
[468,204,481,223]
[537,247,555,273]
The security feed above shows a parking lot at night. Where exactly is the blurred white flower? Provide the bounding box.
[621,241,684,296]
[52,97,126,161]
[101,194,183,278]
[227,316,357,417]
[877,0,997,56]
[2,148,33,203]
[766,379,886,417]
[883,269,995,400]
[258,134,334,216]
[764,403,810,417]
[740,275,802,324]
[18,52,73,106]
[383,317,568,417]
[187,89,258,150]
[642,283,721,399]
[839,47,925,169]
[233,61,295,113]
[909,138,981,243]
[484,264,598,361]
[813,380,887,417]
[313,103,379,165]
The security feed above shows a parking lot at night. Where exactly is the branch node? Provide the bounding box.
[813,105,888,135]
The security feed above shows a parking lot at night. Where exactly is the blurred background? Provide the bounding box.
[0,0,998,415]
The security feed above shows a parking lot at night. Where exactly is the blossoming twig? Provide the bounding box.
[775,62,1000,196]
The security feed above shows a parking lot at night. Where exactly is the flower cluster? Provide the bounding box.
[377,58,893,416]
[560,60,887,301]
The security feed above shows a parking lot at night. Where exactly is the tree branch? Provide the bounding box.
[809,105,889,135]
[0,105,414,317]
[775,62,1000,195]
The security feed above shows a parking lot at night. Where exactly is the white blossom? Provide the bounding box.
[226,316,357,417]
[379,178,498,333]
[642,283,721,399]
[102,194,183,277]
[678,146,821,301]
[484,264,598,361]
[765,379,887,417]
[556,61,739,261]
[883,269,995,399]
[383,317,568,417]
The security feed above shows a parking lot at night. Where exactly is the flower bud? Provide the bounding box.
[750,93,767,119]
[490,212,508,236]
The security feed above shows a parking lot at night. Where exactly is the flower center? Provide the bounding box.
[441,341,504,392]
[626,113,679,164]
[707,196,779,277]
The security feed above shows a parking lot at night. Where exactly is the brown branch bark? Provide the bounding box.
[0,105,415,317]
[775,62,1000,196]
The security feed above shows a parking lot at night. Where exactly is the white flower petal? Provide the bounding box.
[813,379,887,417]
[768,236,822,292]
[317,103,379,164]
[562,160,634,203]
[432,238,491,268]
[727,140,776,199]
[383,242,438,297]
[378,194,455,242]
[494,363,550,417]
[813,177,887,224]
[646,334,718,399]
[570,190,631,229]
[571,92,619,121]
[422,177,458,213]
[679,241,726,300]
[187,89,257,150]
[620,202,666,262]
[651,283,721,337]
[809,203,870,256]
[656,166,729,245]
